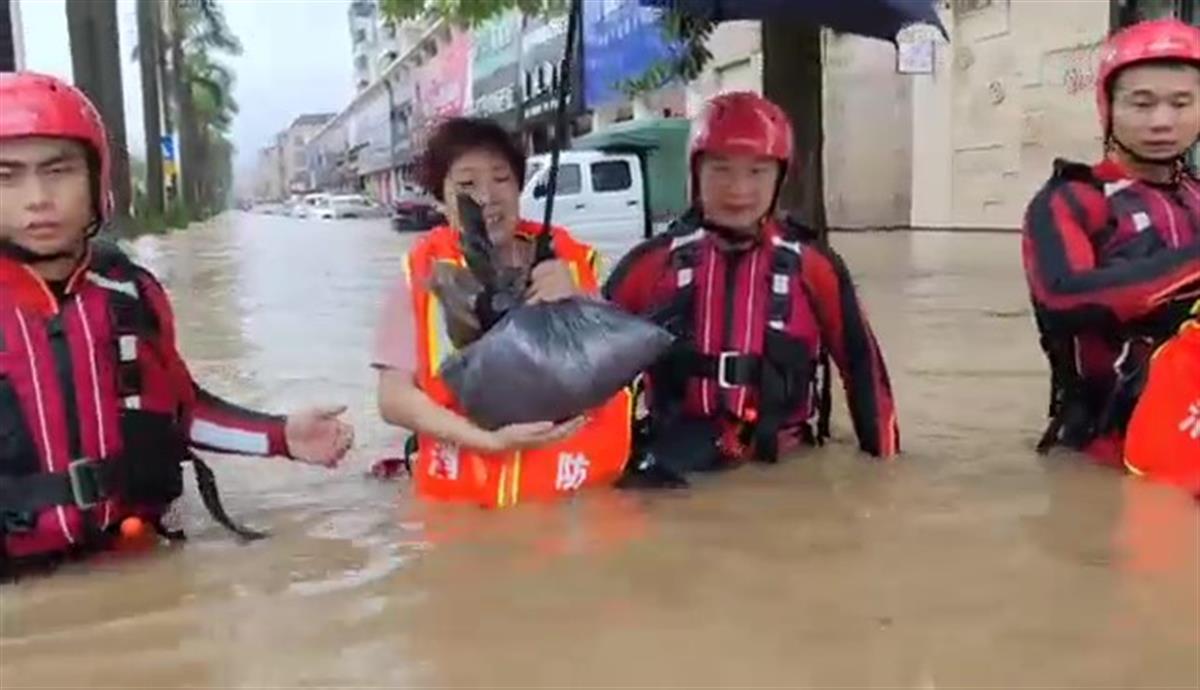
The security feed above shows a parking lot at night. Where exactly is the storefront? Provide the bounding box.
[516,15,585,153]
[471,10,522,131]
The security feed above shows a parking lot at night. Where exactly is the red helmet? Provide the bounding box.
[0,71,112,223]
[1096,18,1200,133]
[690,91,794,168]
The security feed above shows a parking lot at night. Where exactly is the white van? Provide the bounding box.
[520,150,646,243]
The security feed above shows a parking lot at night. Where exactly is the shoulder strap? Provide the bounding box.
[85,243,156,409]
[1051,158,1103,188]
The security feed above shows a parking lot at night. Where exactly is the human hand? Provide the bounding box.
[525,260,579,304]
[285,405,355,467]
[481,416,586,452]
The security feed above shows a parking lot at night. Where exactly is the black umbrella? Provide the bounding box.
[638,0,948,41]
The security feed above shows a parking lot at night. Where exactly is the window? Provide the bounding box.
[591,160,632,193]
[353,28,367,44]
[557,164,581,195]
[534,163,581,197]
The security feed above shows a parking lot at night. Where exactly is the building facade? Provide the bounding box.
[911,0,1197,230]
[279,113,335,195]
[254,137,285,202]
[296,0,1197,227]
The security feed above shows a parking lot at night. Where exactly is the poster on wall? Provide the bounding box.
[582,0,679,109]
[413,27,471,146]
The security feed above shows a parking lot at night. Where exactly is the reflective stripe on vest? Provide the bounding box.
[1101,176,1200,256]
[0,250,155,554]
[665,222,821,425]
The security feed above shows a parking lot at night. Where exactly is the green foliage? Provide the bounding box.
[617,9,715,97]
[380,0,567,27]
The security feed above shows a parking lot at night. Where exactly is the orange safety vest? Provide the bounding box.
[1124,314,1200,495]
[404,222,633,508]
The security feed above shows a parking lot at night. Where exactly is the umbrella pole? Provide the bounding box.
[537,0,583,251]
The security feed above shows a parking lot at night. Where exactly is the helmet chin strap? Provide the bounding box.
[1109,132,1197,173]
[0,219,99,265]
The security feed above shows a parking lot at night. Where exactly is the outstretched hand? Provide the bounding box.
[285,405,354,467]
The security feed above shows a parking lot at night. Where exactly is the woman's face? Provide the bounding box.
[441,147,521,246]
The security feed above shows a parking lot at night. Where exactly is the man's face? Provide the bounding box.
[0,137,94,259]
[1111,63,1200,161]
[697,153,781,234]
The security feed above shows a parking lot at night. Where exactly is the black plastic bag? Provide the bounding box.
[439,298,674,429]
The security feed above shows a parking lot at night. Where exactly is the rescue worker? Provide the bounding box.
[374,117,633,507]
[603,91,900,485]
[0,72,354,569]
[1021,18,1200,466]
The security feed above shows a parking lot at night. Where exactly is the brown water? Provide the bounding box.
[1,214,1196,689]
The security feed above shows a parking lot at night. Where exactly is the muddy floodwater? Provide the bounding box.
[2,212,1196,688]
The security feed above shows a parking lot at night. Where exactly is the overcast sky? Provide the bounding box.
[18,0,355,183]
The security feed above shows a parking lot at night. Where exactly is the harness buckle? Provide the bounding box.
[717,352,743,389]
[67,459,104,509]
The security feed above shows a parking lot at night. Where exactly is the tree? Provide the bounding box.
[136,0,164,217]
[184,48,239,213]
[380,0,827,228]
[380,0,566,26]
[66,0,134,224]
[143,0,242,219]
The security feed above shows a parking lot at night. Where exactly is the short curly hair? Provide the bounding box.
[414,117,526,202]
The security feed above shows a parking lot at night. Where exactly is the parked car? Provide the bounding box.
[391,195,445,232]
[289,193,329,218]
[307,194,384,220]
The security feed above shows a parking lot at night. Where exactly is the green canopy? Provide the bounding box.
[573,118,691,224]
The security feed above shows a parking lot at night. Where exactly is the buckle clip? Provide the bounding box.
[67,458,103,509]
[717,352,740,389]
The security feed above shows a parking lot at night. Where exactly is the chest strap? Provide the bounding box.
[656,231,824,462]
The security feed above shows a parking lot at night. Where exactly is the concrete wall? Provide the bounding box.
[912,0,1109,229]
[685,21,764,113]
[823,34,914,228]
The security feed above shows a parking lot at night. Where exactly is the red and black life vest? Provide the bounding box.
[644,216,831,463]
[1037,161,1200,454]
[0,243,257,566]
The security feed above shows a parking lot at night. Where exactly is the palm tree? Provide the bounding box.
[66,0,134,223]
[184,48,238,213]
[171,0,241,217]
[136,0,164,216]
[136,0,241,219]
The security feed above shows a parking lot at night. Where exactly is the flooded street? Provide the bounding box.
[2,213,1197,688]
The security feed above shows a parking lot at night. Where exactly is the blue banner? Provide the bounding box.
[583,0,677,109]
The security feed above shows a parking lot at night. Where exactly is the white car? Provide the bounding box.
[310,194,382,220]
[290,193,330,218]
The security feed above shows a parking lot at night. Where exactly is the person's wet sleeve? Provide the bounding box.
[1022,180,1200,332]
[136,270,290,458]
[601,237,671,315]
[802,246,900,458]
